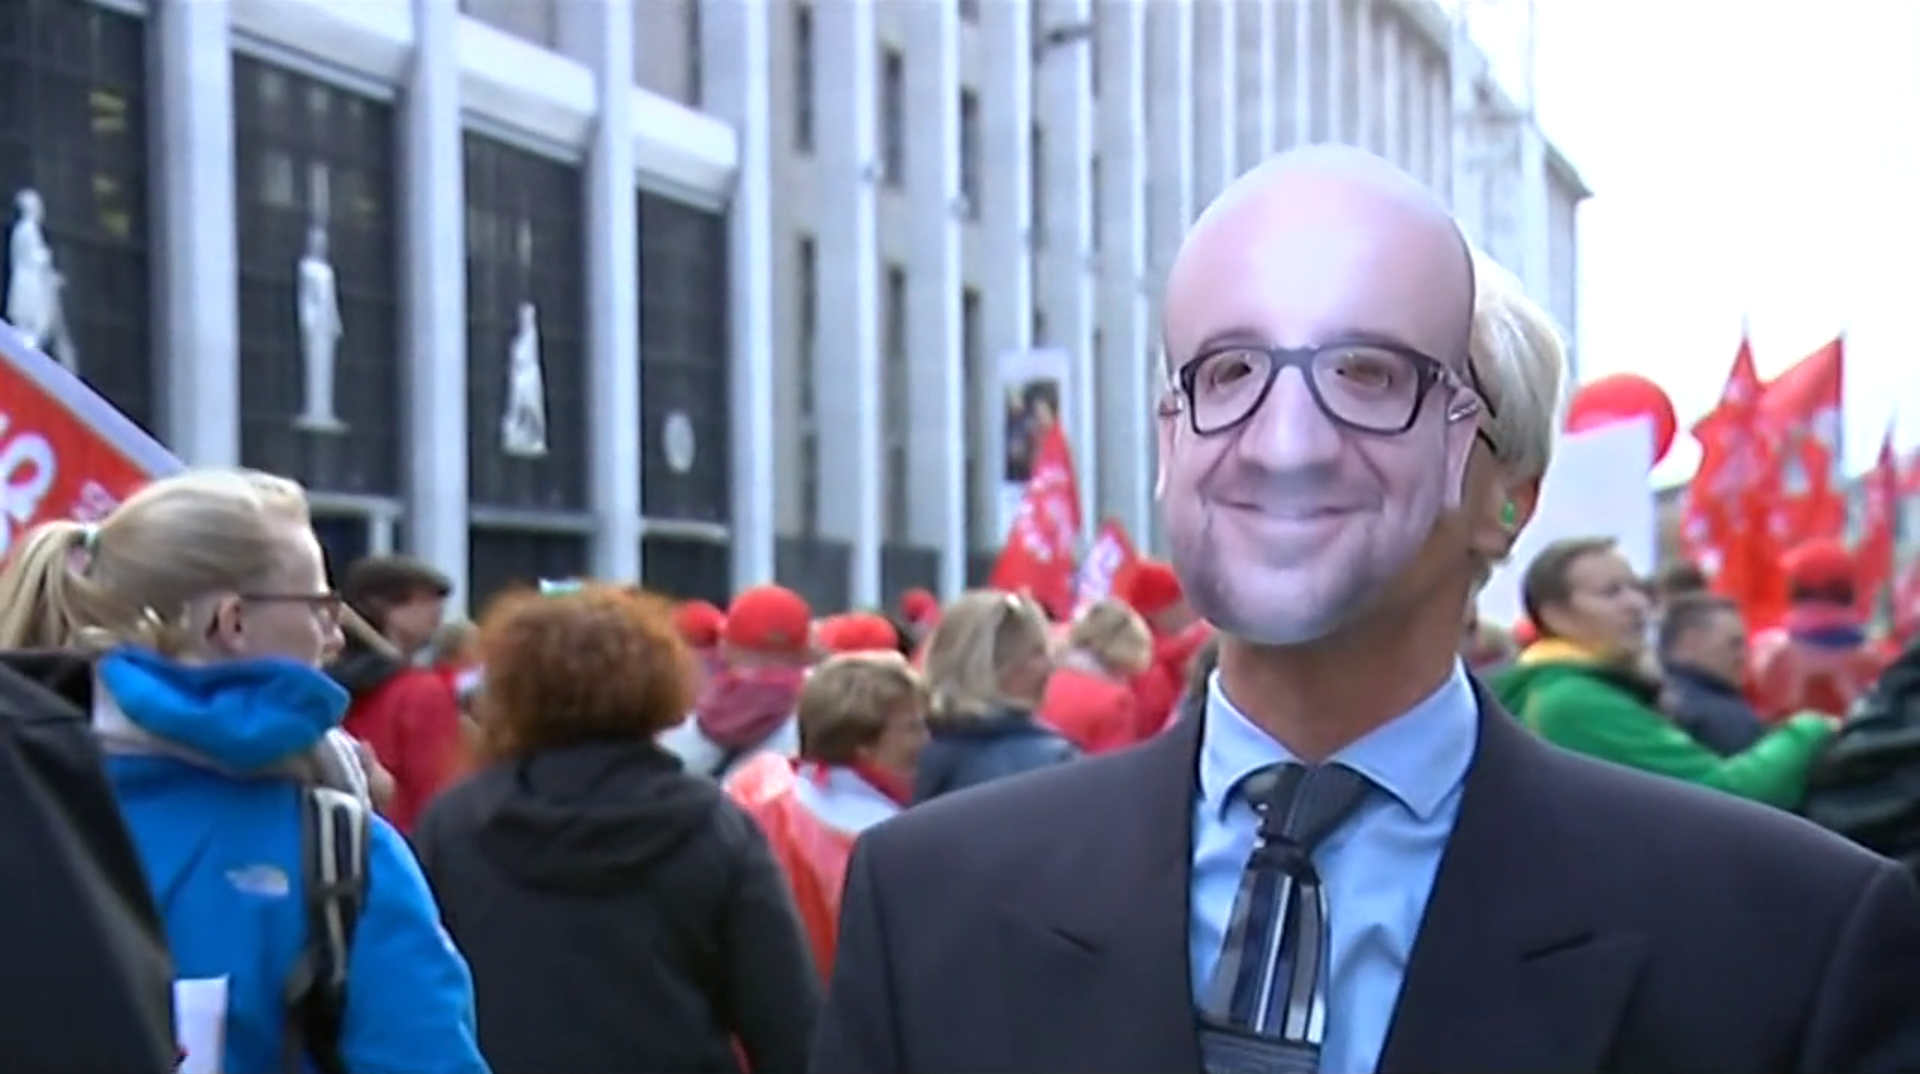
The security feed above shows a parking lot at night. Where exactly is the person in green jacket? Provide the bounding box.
[1492,535,1835,810]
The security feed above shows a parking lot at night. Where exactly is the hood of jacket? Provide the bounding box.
[693,665,806,750]
[1492,651,1662,716]
[326,640,410,699]
[92,647,349,775]
[472,738,721,895]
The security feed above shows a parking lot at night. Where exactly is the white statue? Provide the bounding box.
[500,302,549,458]
[295,224,346,433]
[6,190,77,373]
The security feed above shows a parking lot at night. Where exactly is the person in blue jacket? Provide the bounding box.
[0,468,488,1074]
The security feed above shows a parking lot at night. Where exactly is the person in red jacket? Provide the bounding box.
[327,555,465,834]
[1750,539,1887,721]
[1121,559,1212,738]
[1039,598,1153,753]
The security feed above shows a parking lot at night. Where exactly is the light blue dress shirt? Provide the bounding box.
[1189,662,1479,1074]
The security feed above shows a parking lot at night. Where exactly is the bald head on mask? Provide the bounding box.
[1156,145,1488,647]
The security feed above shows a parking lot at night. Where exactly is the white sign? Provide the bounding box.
[1478,418,1658,627]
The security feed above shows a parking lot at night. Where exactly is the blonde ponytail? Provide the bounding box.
[0,519,92,649]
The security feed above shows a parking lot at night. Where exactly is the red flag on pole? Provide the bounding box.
[989,425,1084,619]
[0,323,178,561]
[1854,421,1900,613]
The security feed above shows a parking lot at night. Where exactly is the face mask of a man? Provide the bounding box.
[1155,155,1484,647]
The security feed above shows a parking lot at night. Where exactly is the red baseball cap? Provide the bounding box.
[724,585,814,654]
[672,599,726,649]
[819,612,901,655]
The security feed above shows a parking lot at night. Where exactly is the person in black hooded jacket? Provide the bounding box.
[413,584,819,1074]
[0,653,177,1074]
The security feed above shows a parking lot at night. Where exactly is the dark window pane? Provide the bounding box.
[640,534,729,603]
[463,133,588,511]
[638,190,730,524]
[775,535,850,614]
[468,526,588,613]
[311,513,370,583]
[234,57,400,494]
[0,0,153,432]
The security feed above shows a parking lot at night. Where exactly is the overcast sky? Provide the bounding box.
[1467,0,1920,486]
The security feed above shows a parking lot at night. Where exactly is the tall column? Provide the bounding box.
[1250,0,1278,163]
[155,0,238,464]
[1036,0,1095,537]
[1380,14,1405,169]
[1145,0,1192,282]
[1144,0,1192,555]
[702,0,776,591]
[1448,14,1481,243]
[814,0,883,605]
[978,0,1033,548]
[401,0,469,593]
[1192,0,1235,205]
[1427,60,1450,197]
[1291,0,1316,148]
[1355,0,1378,152]
[902,0,965,595]
[558,0,640,584]
[1321,0,1346,141]
[1093,0,1151,542]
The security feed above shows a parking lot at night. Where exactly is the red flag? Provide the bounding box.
[1072,519,1140,617]
[0,326,176,561]
[1761,336,1846,540]
[1854,422,1899,611]
[989,425,1084,619]
[1684,334,1786,629]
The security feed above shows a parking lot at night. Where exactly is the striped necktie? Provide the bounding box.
[1198,762,1373,1074]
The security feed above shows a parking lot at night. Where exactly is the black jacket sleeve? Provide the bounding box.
[720,803,822,1074]
[1795,860,1920,1072]
[0,663,177,1074]
[809,836,905,1074]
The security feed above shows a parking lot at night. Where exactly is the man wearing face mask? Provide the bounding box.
[809,146,1920,1074]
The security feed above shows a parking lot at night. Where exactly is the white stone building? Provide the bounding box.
[10,0,1587,612]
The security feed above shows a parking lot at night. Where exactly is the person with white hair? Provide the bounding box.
[809,146,1920,1074]
[0,469,487,1074]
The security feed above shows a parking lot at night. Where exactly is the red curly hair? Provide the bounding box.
[474,583,695,762]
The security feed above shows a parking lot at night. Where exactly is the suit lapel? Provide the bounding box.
[1379,687,1647,1074]
[996,714,1205,1073]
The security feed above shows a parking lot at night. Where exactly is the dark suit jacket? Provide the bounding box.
[811,684,1920,1073]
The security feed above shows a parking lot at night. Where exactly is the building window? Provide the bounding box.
[793,4,814,153]
[638,190,731,524]
[797,233,820,536]
[1029,124,1046,248]
[462,133,588,512]
[1088,154,1101,252]
[880,47,906,187]
[685,0,704,108]
[958,0,980,23]
[468,526,589,612]
[1088,1,1101,96]
[961,286,984,546]
[882,263,910,538]
[1032,306,1048,346]
[234,59,399,495]
[958,89,982,220]
[0,1,153,430]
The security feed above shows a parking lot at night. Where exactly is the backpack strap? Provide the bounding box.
[282,785,370,1074]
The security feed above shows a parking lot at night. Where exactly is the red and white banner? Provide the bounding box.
[1072,519,1139,617]
[0,322,180,560]
[989,424,1083,619]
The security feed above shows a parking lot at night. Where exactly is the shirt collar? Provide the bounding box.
[1197,660,1480,823]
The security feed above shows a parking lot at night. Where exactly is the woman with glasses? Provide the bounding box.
[914,590,1078,802]
[0,469,487,1074]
